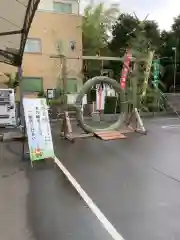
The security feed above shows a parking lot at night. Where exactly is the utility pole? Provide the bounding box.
[77,0,80,15]
[172,47,177,93]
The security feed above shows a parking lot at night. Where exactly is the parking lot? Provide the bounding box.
[1,117,180,240]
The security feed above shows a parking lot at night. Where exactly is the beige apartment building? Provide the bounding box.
[0,0,83,95]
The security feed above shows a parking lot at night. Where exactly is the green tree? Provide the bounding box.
[108,14,161,83]
[172,15,180,36]
[158,31,175,90]
[109,13,160,55]
[82,3,119,81]
[82,3,119,55]
[109,15,165,111]
[109,13,138,53]
[158,15,180,90]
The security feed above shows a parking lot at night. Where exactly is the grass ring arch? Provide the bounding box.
[74,76,128,133]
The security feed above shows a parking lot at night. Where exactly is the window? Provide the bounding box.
[22,77,43,92]
[53,2,72,14]
[66,78,77,93]
[24,39,41,53]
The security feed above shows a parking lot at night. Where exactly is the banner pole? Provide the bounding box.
[18,66,25,127]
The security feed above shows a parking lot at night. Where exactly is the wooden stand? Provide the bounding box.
[60,111,93,142]
[125,108,147,134]
[60,109,146,142]
[94,131,126,140]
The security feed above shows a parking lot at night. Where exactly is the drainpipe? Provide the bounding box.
[18,66,24,127]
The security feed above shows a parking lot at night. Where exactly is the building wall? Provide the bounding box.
[23,10,83,92]
[0,0,83,95]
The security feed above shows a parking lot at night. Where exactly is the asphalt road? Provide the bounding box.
[0,139,33,240]
[52,117,180,240]
[1,117,180,240]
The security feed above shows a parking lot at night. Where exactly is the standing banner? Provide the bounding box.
[153,59,160,86]
[120,50,132,89]
[23,98,54,162]
[96,84,105,110]
[152,58,160,110]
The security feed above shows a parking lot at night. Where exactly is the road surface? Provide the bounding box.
[1,117,180,240]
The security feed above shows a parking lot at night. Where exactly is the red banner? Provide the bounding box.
[120,50,132,89]
[98,85,102,110]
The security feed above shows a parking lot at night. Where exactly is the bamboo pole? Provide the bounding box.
[50,55,136,62]
[142,51,154,97]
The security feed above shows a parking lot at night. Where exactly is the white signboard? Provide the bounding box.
[47,89,55,99]
[23,98,54,161]
[81,94,87,112]
[96,84,105,110]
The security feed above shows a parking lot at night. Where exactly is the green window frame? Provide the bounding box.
[53,2,72,14]
[66,78,78,93]
[22,77,43,93]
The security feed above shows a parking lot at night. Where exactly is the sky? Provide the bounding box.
[80,0,180,31]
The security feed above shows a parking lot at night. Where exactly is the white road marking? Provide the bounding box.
[151,117,179,122]
[54,156,125,240]
[161,125,180,129]
[165,118,179,120]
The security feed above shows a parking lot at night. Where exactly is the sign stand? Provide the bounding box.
[60,111,93,142]
[23,98,55,167]
[21,125,26,159]
[20,125,34,166]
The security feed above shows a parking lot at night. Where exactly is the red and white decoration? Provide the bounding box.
[120,50,132,89]
[96,84,105,110]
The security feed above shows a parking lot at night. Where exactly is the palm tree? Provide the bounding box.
[82,3,119,55]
